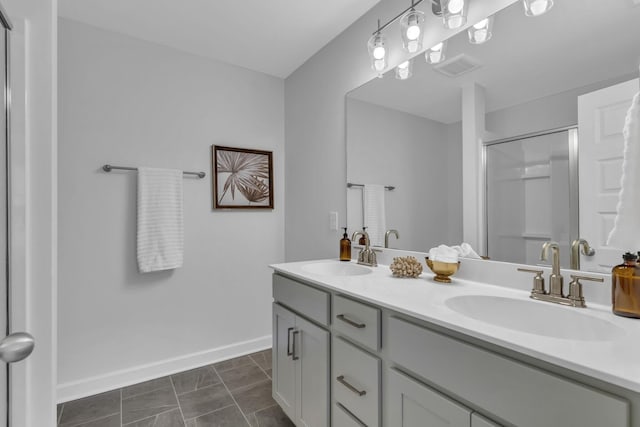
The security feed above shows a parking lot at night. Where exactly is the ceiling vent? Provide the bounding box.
[433,54,482,78]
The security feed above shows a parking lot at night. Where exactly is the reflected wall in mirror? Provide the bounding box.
[346,0,640,272]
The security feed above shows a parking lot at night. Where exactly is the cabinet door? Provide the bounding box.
[272,303,297,422]
[296,315,330,427]
[387,369,471,427]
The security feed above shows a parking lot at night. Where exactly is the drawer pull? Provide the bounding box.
[337,314,366,329]
[337,375,367,397]
[286,327,294,356]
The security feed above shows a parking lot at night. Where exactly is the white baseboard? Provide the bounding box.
[56,335,272,403]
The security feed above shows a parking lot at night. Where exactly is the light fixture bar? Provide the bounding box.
[372,0,440,35]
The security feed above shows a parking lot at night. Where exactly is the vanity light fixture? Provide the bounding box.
[425,40,447,64]
[440,0,468,29]
[468,15,494,44]
[400,2,425,53]
[522,0,554,16]
[395,60,413,80]
[368,22,388,74]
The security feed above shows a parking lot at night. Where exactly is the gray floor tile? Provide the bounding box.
[232,380,275,415]
[264,369,272,379]
[59,390,120,426]
[177,383,234,420]
[249,350,272,371]
[72,414,121,427]
[213,355,255,373]
[123,408,185,426]
[122,387,179,424]
[185,405,249,427]
[122,376,173,399]
[217,364,268,392]
[247,405,294,427]
[172,366,220,395]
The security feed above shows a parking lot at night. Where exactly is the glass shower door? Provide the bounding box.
[485,128,578,268]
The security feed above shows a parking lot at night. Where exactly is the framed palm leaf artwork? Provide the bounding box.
[212,145,274,209]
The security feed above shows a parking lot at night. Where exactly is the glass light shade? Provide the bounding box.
[395,60,413,80]
[368,33,387,72]
[425,40,447,64]
[400,9,425,53]
[523,0,554,16]
[441,0,467,29]
[468,16,494,44]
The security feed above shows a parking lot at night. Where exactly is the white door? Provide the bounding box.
[296,316,329,427]
[578,78,639,272]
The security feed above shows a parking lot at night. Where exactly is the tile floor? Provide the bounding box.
[56,349,294,427]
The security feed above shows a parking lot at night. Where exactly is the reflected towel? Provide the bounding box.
[363,184,386,247]
[429,243,482,262]
[137,167,184,273]
[607,92,640,249]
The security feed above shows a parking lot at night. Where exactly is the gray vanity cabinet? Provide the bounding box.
[386,368,472,427]
[273,302,330,427]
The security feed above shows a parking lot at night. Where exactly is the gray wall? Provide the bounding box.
[58,19,285,398]
[346,98,462,251]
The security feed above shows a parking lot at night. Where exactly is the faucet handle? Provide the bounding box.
[567,274,604,308]
[517,268,546,295]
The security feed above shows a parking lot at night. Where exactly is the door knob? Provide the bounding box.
[0,332,34,363]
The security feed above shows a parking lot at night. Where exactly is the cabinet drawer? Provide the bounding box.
[386,368,471,427]
[333,295,380,351]
[333,337,380,427]
[388,316,629,427]
[472,413,501,427]
[334,403,366,427]
[273,273,330,326]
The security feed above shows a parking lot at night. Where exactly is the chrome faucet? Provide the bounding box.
[541,241,563,298]
[570,238,595,270]
[517,241,604,307]
[384,229,399,248]
[352,230,377,267]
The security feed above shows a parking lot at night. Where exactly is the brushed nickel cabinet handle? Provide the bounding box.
[336,314,366,329]
[337,375,366,396]
[286,327,294,356]
[292,330,300,361]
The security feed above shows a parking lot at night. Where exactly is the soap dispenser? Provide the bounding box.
[340,228,351,261]
[612,252,640,318]
[359,227,368,245]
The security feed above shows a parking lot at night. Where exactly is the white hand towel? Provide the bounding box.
[137,167,184,273]
[428,245,459,263]
[451,243,482,259]
[607,92,640,249]
[363,184,386,247]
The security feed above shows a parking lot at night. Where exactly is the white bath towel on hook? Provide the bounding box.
[607,91,640,250]
[363,184,386,247]
[137,167,184,273]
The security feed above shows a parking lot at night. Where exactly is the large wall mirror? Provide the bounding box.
[346,0,640,272]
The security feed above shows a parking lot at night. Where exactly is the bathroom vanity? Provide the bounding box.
[271,258,640,427]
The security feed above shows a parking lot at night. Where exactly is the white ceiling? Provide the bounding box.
[59,0,381,78]
[349,0,640,123]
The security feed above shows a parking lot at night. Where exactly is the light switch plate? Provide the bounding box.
[329,211,338,231]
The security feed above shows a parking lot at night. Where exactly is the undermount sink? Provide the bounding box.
[301,261,372,277]
[445,295,624,341]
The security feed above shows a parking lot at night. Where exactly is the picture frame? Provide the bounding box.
[212,145,274,209]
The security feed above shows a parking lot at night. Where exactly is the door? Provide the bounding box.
[272,303,296,422]
[0,6,34,425]
[386,368,471,427]
[472,413,501,427]
[578,79,639,272]
[296,315,329,427]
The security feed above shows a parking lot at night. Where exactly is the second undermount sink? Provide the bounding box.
[301,261,372,277]
[445,295,624,341]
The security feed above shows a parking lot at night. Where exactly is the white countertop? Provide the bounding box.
[270,259,640,393]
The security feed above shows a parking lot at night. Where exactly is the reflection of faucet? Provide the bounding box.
[384,229,399,248]
[352,231,377,267]
[541,241,563,297]
[570,238,595,270]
